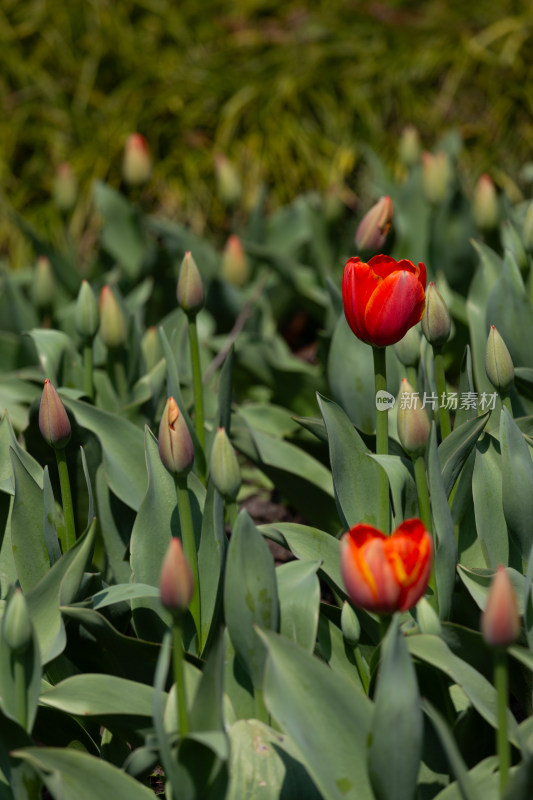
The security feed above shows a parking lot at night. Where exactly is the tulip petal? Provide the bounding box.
[364,270,426,347]
[342,257,380,341]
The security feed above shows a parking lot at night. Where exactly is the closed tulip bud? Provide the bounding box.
[421,282,451,347]
[210,427,241,501]
[159,538,194,615]
[141,326,163,372]
[501,220,528,272]
[481,565,520,647]
[32,256,56,309]
[341,601,361,645]
[39,379,71,449]
[523,202,533,253]
[2,589,33,655]
[75,280,99,339]
[177,251,204,316]
[159,397,195,476]
[53,162,78,212]
[421,151,452,205]
[355,196,393,252]
[397,378,430,458]
[485,325,514,393]
[123,133,152,187]
[214,153,242,206]
[394,326,421,367]
[221,235,250,287]
[398,125,421,168]
[473,174,499,231]
[99,286,128,349]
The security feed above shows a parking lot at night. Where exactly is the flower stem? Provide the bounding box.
[14,657,27,731]
[227,501,239,530]
[407,365,418,392]
[495,648,511,797]
[413,455,438,613]
[175,476,201,649]
[83,343,93,401]
[56,447,76,550]
[188,319,205,451]
[501,393,513,416]
[172,618,189,737]
[372,346,389,533]
[433,347,451,439]
[113,350,129,404]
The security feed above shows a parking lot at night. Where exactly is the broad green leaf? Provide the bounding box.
[0,376,40,431]
[42,467,62,565]
[197,482,226,653]
[222,631,255,725]
[0,710,41,800]
[40,675,158,718]
[500,408,533,560]
[317,611,367,692]
[27,329,80,385]
[248,429,333,497]
[93,181,147,279]
[90,583,161,610]
[189,635,227,742]
[439,411,490,496]
[317,393,381,527]
[502,755,533,800]
[370,453,417,527]
[80,446,94,528]
[457,565,524,611]
[0,598,41,733]
[11,747,156,800]
[368,616,422,800]
[0,412,43,492]
[466,241,502,396]
[472,437,509,567]
[9,447,49,592]
[95,466,133,584]
[277,560,320,653]
[486,250,533,370]
[224,510,279,688]
[427,424,457,619]
[226,719,321,800]
[260,629,373,800]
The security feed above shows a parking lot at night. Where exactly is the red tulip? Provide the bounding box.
[340,519,432,614]
[342,255,427,347]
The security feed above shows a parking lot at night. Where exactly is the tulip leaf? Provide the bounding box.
[501,753,533,800]
[93,181,147,280]
[317,393,381,528]
[40,674,158,718]
[457,565,524,612]
[42,466,63,565]
[277,560,321,653]
[427,424,457,620]
[27,329,81,386]
[451,344,478,428]
[224,510,279,689]
[90,583,162,609]
[466,241,502,396]
[11,747,156,800]
[368,616,422,800]
[226,719,321,800]
[370,453,418,526]
[500,408,533,561]
[95,466,133,585]
[9,447,49,591]
[0,600,41,733]
[197,481,226,653]
[0,709,42,800]
[486,250,533,371]
[438,410,490,496]
[317,610,368,692]
[472,436,509,568]
[260,629,374,800]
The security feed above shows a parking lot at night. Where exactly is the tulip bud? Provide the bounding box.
[210,427,241,501]
[2,589,33,655]
[501,220,528,272]
[123,134,152,187]
[340,601,361,645]
[141,326,163,372]
[421,151,452,205]
[176,251,204,317]
[75,280,99,339]
[398,125,421,168]
[158,397,195,476]
[52,162,78,212]
[214,153,242,206]
[221,235,250,287]
[31,256,56,309]
[354,196,393,252]
[159,537,194,615]
[39,379,71,449]
[99,286,128,349]
[485,325,514,393]
[523,201,533,253]
[397,378,430,458]
[394,326,421,367]
[473,174,499,231]
[421,282,451,347]
[481,565,520,647]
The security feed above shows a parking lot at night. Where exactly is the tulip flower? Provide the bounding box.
[342,255,427,348]
[160,538,194,615]
[341,519,432,614]
[158,397,195,477]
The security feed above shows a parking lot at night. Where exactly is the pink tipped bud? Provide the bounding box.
[398,125,421,168]
[397,378,430,458]
[473,174,499,231]
[421,151,452,205]
[53,162,78,212]
[177,251,204,316]
[481,565,520,647]
[214,153,242,206]
[99,286,128,349]
[123,134,152,187]
[158,397,195,476]
[221,235,249,287]
[39,379,71,449]
[159,538,194,614]
[355,196,393,252]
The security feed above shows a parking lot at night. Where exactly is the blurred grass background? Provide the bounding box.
[1,0,533,266]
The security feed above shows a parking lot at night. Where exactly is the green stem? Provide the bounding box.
[413,455,438,613]
[14,657,27,731]
[188,319,205,450]
[501,393,513,416]
[495,648,510,797]
[56,448,76,550]
[407,365,418,392]
[227,501,239,531]
[175,476,201,650]
[172,619,189,737]
[113,350,128,403]
[83,342,93,400]
[254,688,269,725]
[372,346,389,532]
[434,347,451,439]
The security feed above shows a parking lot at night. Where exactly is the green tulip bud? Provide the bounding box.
[75,280,99,339]
[99,286,128,349]
[340,601,361,645]
[31,256,56,309]
[2,589,33,655]
[158,397,195,476]
[177,251,204,317]
[141,326,163,372]
[398,125,421,168]
[421,282,451,347]
[397,378,430,458]
[159,538,194,615]
[394,326,421,367]
[39,379,71,449]
[421,151,452,205]
[214,153,242,206]
[485,326,514,393]
[473,174,499,231]
[53,162,78,212]
[210,427,241,501]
